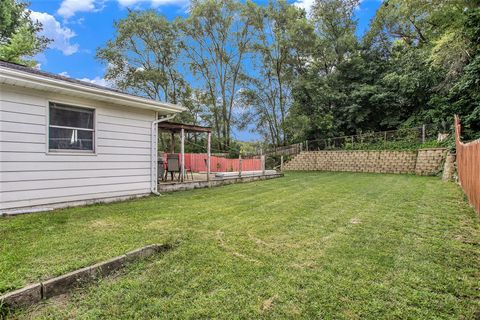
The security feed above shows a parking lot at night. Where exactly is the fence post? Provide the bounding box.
[306,140,309,152]
[261,155,265,176]
[207,132,211,182]
[280,155,284,172]
[422,124,426,144]
[180,128,185,182]
[239,154,242,178]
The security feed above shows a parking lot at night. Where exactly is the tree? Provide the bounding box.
[310,0,359,74]
[95,0,479,147]
[287,0,361,141]
[367,0,478,133]
[288,0,480,143]
[240,0,315,146]
[0,0,50,65]
[438,6,480,139]
[181,0,260,150]
[97,10,184,104]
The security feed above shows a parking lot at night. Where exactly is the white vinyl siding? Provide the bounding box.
[0,86,155,210]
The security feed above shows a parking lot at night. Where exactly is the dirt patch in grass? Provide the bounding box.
[261,295,277,312]
[88,218,119,230]
[216,230,261,264]
[350,218,362,224]
[142,219,171,230]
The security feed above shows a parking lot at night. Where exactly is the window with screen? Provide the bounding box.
[48,102,95,152]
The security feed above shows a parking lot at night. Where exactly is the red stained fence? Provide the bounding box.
[455,115,480,214]
[162,153,262,173]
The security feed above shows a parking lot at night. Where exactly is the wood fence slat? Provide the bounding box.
[455,115,480,214]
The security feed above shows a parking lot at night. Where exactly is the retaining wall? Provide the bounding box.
[284,148,447,176]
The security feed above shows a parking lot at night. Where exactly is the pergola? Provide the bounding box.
[157,121,212,182]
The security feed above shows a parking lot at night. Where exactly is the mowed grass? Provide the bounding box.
[1,172,479,319]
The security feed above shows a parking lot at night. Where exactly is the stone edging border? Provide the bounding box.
[0,244,170,311]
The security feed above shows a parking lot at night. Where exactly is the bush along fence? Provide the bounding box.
[267,124,451,157]
[305,124,450,151]
[455,115,480,214]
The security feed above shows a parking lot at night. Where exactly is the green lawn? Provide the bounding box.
[1,172,479,319]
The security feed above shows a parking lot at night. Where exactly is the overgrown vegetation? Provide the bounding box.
[342,139,447,151]
[289,0,480,142]
[2,173,479,319]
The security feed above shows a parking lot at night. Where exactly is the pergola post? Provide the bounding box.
[157,121,212,184]
[171,132,175,153]
[207,132,211,182]
[181,128,185,182]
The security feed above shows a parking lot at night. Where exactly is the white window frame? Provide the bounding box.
[46,100,97,155]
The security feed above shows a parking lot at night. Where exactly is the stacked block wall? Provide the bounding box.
[414,149,448,175]
[284,148,447,176]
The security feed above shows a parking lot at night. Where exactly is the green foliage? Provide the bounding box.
[96,10,185,103]
[0,0,49,65]
[343,139,447,151]
[311,0,359,72]
[443,7,480,140]
[180,0,260,150]
[97,0,479,148]
[289,0,479,143]
[239,0,315,146]
[265,153,293,169]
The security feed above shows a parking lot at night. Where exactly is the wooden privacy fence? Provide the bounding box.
[162,153,262,173]
[455,115,480,214]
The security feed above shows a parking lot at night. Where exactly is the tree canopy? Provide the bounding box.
[0,0,49,66]
[97,0,480,149]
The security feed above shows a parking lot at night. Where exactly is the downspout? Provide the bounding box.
[151,113,177,195]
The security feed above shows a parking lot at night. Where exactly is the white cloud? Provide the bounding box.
[57,0,99,19]
[117,0,189,8]
[59,71,70,77]
[79,76,111,87]
[293,0,315,15]
[30,11,79,55]
[56,0,186,19]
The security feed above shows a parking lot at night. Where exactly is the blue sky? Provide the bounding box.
[28,0,381,141]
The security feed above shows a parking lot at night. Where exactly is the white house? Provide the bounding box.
[0,60,185,213]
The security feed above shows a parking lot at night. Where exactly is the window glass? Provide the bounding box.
[48,103,94,152]
[49,103,94,129]
[49,127,93,151]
